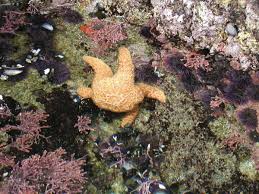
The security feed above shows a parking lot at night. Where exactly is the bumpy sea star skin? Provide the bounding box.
[77,47,166,127]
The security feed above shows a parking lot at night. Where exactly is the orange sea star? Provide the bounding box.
[77,47,166,127]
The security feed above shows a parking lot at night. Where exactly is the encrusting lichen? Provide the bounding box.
[100,0,152,25]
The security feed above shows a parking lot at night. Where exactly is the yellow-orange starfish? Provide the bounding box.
[77,47,166,127]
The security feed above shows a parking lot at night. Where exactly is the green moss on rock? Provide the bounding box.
[160,132,237,192]
[134,75,239,192]
[209,117,233,140]
[239,159,258,181]
[0,69,55,108]
[208,103,246,140]
[135,75,206,140]
[9,33,30,60]
[84,141,125,193]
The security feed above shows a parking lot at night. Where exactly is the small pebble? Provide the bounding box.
[122,162,134,171]
[225,23,238,36]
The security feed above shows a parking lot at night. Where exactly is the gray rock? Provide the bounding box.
[225,23,238,36]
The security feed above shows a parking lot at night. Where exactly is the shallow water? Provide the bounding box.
[0,1,259,193]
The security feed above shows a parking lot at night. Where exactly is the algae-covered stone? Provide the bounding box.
[239,143,259,181]
[209,116,233,140]
[100,0,151,25]
[239,159,259,181]
[0,69,55,108]
[135,75,206,140]
[209,105,243,140]
[135,75,238,192]
[110,176,128,194]
[10,33,30,61]
[84,141,125,193]
[160,138,236,192]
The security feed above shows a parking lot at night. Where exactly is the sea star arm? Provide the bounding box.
[137,83,166,103]
[83,56,113,83]
[121,106,139,127]
[77,87,93,99]
[115,47,135,84]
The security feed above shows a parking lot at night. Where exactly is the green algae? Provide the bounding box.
[238,31,259,54]
[216,0,233,7]
[209,116,233,140]
[160,140,236,191]
[239,143,259,181]
[53,19,92,87]
[1,1,257,192]
[0,33,46,108]
[84,141,126,194]
[239,159,258,180]
[134,74,239,191]
[10,32,30,60]
[95,117,121,139]
[135,75,206,140]
[0,69,56,108]
[0,131,8,142]
[209,103,246,140]
[110,176,128,194]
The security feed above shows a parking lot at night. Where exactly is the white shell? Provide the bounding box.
[73,97,80,103]
[4,69,23,76]
[56,54,64,59]
[44,68,50,75]
[0,74,8,80]
[41,23,54,31]
[32,48,41,55]
[16,64,24,68]
[158,183,166,190]
[112,135,118,141]
[25,58,32,63]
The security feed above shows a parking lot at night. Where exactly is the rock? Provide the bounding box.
[225,23,238,36]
